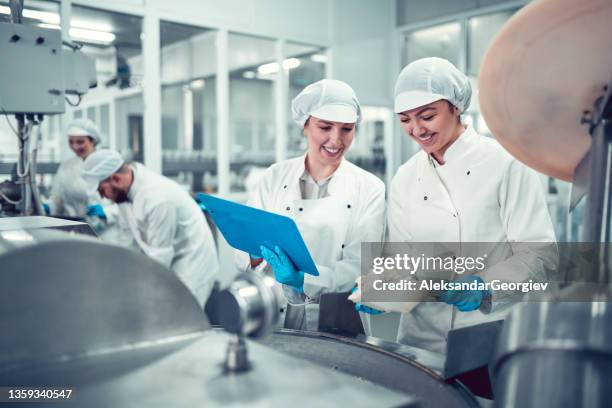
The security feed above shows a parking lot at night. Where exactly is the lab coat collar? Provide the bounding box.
[296,153,347,194]
[127,163,142,202]
[430,125,478,167]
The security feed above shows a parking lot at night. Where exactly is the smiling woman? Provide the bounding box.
[398,100,463,165]
[304,117,355,181]
[386,57,557,356]
[236,78,386,333]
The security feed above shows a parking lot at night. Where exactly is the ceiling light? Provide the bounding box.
[257,58,301,75]
[242,71,256,79]
[411,23,460,40]
[1,7,115,45]
[190,79,205,89]
[0,6,60,25]
[69,27,116,44]
[22,8,60,25]
[257,62,278,75]
[71,18,114,33]
[282,58,301,70]
[310,54,328,63]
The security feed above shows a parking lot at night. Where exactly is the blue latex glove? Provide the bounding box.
[42,202,50,215]
[351,287,385,315]
[86,204,107,220]
[440,275,491,312]
[196,200,206,212]
[260,245,304,292]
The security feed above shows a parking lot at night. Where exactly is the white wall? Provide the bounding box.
[330,0,396,108]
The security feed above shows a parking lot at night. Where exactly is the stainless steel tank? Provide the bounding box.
[492,301,612,407]
[0,224,476,407]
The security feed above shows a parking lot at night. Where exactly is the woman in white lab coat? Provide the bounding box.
[47,119,116,233]
[386,58,557,354]
[244,79,386,331]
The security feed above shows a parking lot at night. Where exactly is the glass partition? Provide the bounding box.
[160,20,217,192]
[403,22,461,66]
[227,33,277,193]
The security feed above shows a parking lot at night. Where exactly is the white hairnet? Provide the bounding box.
[394,57,472,114]
[66,118,101,144]
[292,79,361,127]
[81,149,124,193]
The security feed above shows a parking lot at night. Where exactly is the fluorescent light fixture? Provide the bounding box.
[39,23,116,44]
[70,27,115,44]
[411,23,460,40]
[0,6,59,25]
[38,23,60,30]
[23,8,60,25]
[257,58,301,75]
[71,18,114,33]
[190,79,205,89]
[257,62,278,75]
[310,54,328,63]
[1,7,115,45]
[282,58,301,70]
[242,71,256,79]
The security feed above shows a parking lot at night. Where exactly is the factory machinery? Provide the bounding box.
[0,220,477,407]
[1,0,612,406]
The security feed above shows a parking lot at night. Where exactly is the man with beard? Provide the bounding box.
[81,149,220,307]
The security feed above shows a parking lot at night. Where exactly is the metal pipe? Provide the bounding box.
[8,0,23,24]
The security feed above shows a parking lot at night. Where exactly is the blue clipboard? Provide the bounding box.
[197,193,319,276]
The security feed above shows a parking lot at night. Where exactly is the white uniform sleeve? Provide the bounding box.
[140,202,177,268]
[480,160,558,307]
[48,162,66,215]
[303,183,386,298]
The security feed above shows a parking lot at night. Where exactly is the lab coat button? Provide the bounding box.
[424,196,428,201]
[467,170,471,175]
[299,208,303,211]
[283,185,287,189]
[286,206,291,211]
[341,244,345,249]
[347,204,351,209]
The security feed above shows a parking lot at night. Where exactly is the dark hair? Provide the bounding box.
[446,101,462,124]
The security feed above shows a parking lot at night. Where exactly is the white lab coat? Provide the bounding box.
[50,156,118,237]
[116,163,220,307]
[389,126,557,354]
[50,156,115,218]
[241,155,386,329]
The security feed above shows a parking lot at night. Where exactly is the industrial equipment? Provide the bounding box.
[0,0,96,216]
[0,218,481,407]
[479,0,612,406]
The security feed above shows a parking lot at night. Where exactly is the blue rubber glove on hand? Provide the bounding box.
[42,202,50,216]
[351,287,385,315]
[260,245,304,292]
[87,204,107,220]
[440,275,490,312]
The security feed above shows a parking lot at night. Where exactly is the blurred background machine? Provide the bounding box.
[479,0,612,406]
